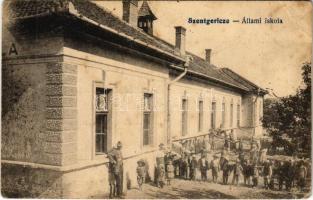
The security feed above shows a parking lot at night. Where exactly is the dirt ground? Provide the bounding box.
[124,178,311,199]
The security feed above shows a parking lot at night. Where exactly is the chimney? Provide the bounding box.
[122,0,138,27]
[205,49,212,64]
[175,26,186,57]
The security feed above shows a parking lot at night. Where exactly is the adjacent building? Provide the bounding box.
[2,0,267,198]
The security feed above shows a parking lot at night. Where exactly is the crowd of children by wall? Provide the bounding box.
[135,131,309,193]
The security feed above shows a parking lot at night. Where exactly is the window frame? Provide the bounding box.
[211,101,216,129]
[142,93,154,147]
[92,81,113,159]
[221,101,226,128]
[237,104,241,127]
[259,100,263,120]
[230,103,233,128]
[181,98,188,136]
[198,100,204,132]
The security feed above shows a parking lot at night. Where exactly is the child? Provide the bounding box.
[166,160,175,185]
[298,160,307,192]
[252,164,259,188]
[232,159,243,186]
[189,155,197,180]
[108,162,116,198]
[157,164,166,188]
[136,160,146,190]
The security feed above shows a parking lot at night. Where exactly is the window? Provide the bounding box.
[259,101,263,119]
[230,103,233,127]
[95,88,111,154]
[182,99,188,136]
[221,102,226,128]
[198,100,203,132]
[143,94,153,146]
[237,104,240,127]
[211,102,216,129]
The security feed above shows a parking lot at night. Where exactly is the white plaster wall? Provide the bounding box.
[169,77,242,140]
[64,45,169,162]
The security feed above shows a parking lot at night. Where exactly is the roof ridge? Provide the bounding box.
[221,68,256,87]
[220,68,265,91]
[218,67,249,90]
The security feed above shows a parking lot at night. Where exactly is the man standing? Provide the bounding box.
[189,155,198,181]
[262,160,272,189]
[211,155,220,183]
[198,153,209,181]
[156,143,166,187]
[108,141,124,198]
[220,155,230,185]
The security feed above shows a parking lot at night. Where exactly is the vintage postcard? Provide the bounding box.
[1,0,312,199]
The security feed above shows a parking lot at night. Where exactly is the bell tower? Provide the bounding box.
[138,1,157,35]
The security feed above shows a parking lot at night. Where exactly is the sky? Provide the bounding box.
[94,1,312,97]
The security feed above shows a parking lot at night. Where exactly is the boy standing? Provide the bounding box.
[298,160,307,192]
[252,164,259,188]
[232,159,243,186]
[136,160,146,190]
[166,160,175,185]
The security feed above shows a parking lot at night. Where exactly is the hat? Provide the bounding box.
[137,159,145,165]
[117,141,122,147]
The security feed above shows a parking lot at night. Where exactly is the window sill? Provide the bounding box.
[142,144,156,152]
[94,153,109,161]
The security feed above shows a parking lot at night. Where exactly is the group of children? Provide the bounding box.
[136,143,176,190]
[135,141,309,193]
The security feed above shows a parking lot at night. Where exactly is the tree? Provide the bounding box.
[262,62,311,156]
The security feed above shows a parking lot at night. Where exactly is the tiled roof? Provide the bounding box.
[10,0,175,56]
[9,0,69,18]
[186,53,250,91]
[9,0,265,94]
[219,68,267,94]
[138,0,157,20]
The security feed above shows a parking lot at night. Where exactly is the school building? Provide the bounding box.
[1,0,267,198]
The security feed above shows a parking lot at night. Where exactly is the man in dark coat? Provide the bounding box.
[198,153,209,181]
[262,160,272,189]
[286,159,296,191]
[277,161,285,191]
[107,141,124,197]
[220,156,230,185]
[189,155,198,180]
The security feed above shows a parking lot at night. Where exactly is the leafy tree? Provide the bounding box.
[262,62,311,156]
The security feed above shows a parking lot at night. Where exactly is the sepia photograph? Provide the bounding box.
[1,0,312,199]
